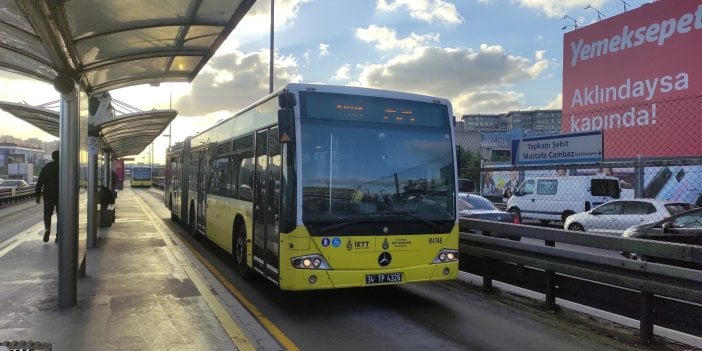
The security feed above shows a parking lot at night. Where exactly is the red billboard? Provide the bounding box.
[562,0,702,160]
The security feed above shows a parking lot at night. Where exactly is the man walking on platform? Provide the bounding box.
[35,150,59,242]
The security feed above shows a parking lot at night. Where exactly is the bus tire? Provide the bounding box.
[234,225,253,279]
[169,196,178,222]
[189,206,198,237]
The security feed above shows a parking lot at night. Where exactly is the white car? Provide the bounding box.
[0,179,29,189]
[563,199,694,235]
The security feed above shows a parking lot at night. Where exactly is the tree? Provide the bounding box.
[456,146,481,181]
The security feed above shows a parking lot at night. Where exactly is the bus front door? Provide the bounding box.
[195,148,209,235]
[253,127,281,281]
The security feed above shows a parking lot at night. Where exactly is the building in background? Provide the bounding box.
[457,109,562,160]
[0,138,58,178]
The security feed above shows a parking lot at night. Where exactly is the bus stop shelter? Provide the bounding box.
[0,0,256,307]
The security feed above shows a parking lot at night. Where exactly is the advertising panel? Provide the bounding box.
[562,0,702,160]
[115,159,124,182]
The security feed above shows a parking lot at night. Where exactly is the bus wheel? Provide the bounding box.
[169,197,178,222]
[234,226,253,279]
[189,207,198,237]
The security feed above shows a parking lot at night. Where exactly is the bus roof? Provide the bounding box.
[190,83,453,143]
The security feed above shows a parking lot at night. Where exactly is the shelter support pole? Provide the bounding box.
[56,75,79,308]
[103,151,111,189]
[87,127,99,249]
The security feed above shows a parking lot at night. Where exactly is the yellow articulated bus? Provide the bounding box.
[165,84,459,290]
[130,166,153,188]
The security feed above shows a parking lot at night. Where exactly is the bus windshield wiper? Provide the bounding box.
[317,217,381,232]
[382,211,442,230]
[315,212,443,232]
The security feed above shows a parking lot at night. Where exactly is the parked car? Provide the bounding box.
[458,179,476,194]
[564,199,694,235]
[0,179,29,189]
[506,175,621,224]
[621,207,702,269]
[459,193,520,240]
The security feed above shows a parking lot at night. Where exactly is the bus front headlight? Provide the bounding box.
[433,249,459,263]
[292,254,331,270]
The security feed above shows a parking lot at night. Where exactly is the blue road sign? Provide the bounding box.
[511,131,602,165]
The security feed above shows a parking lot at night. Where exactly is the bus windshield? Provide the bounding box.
[300,99,455,232]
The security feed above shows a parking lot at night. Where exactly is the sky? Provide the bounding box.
[0,0,647,164]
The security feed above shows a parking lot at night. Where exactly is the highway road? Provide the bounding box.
[135,187,683,351]
[0,199,43,244]
[0,189,693,350]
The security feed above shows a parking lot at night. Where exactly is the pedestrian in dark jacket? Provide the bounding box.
[35,150,59,243]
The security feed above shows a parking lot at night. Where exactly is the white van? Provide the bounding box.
[506,175,621,224]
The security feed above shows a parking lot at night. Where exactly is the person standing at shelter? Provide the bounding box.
[35,150,59,243]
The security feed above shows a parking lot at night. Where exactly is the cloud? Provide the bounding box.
[516,0,608,18]
[216,0,312,55]
[355,25,439,51]
[174,50,302,116]
[318,43,330,57]
[376,0,463,25]
[543,93,563,110]
[331,64,352,81]
[452,91,525,114]
[357,44,551,115]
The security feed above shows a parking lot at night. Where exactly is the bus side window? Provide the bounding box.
[239,155,254,201]
[229,155,240,199]
[216,158,229,197]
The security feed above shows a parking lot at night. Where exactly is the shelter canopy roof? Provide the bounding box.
[0,0,255,94]
[0,0,254,157]
[0,101,177,159]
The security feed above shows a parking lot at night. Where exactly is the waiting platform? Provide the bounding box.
[0,188,280,351]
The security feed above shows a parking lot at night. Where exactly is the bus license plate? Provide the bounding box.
[365,272,403,285]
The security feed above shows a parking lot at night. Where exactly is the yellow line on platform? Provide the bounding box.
[132,190,258,351]
[181,242,300,351]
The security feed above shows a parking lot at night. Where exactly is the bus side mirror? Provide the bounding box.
[278,92,296,108]
[278,108,295,144]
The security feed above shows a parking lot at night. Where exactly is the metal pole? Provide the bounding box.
[103,151,111,189]
[269,0,274,93]
[56,76,79,308]
[543,240,558,311]
[87,136,98,248]
[168,84,172,147]
[640,291,654,343]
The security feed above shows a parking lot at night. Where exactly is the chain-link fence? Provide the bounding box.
[468,93,702,236]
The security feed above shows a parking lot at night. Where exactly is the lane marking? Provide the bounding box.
[178,238,300,351]
[0,222,43,257]
[131,190,258,351]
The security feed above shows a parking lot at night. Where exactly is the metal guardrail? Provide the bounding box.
[0,186,35,205]
[459,218,702,343]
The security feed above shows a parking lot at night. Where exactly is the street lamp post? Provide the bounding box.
[584,5,606,21]
[561,15,581,30]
